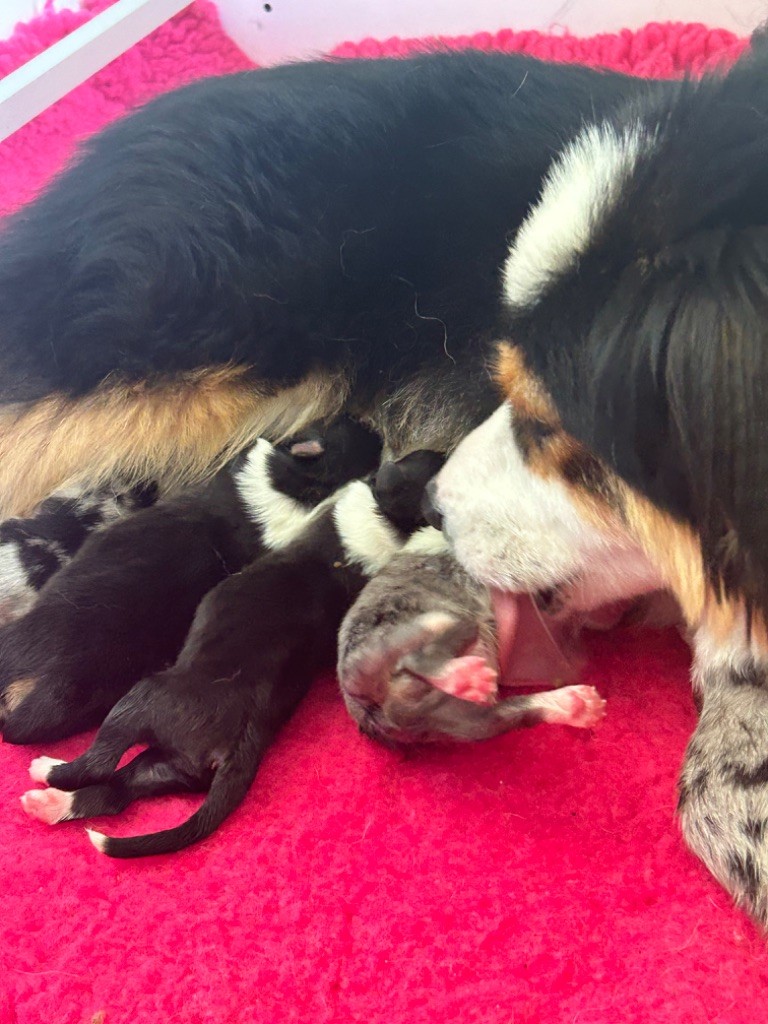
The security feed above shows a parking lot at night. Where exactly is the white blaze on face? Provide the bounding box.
[431,404,661,607]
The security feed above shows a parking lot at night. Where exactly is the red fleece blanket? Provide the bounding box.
[0,5,766,1022]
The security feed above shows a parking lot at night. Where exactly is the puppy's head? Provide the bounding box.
[374,450,445,533]
[431,61,768,654]
[269,415,382,505]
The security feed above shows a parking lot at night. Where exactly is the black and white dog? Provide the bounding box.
[423,41,768,925]
[0,51,666,513]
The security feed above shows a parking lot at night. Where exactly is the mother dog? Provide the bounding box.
[427,44,768,925]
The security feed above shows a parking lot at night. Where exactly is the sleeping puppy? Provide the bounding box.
[425,52,768,924]
[0,481,157,624]
[21,451,443,856]
[338,549,605,745]
[0,417,381,743]
[0,50,668,513]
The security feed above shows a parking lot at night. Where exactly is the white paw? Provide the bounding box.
[540,684,607,728]
[28,756,66,783]
[20,787,73,824]
[431,655,498,704]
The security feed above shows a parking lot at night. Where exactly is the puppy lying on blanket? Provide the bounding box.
[19,448,438,855]
[338,550,605,745]
[0,416,381,743]
[0,481,157,624]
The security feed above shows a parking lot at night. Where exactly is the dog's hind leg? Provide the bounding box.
[21,750,203,825]
[28,713,144,791]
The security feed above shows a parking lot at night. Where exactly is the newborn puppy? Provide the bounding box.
[338,550,605,745]
[0,417,381,743]
[22,451,441,856]
[373,451,446,533]
[0,482,157,624]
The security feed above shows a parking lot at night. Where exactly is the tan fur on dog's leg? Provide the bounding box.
[0,367,348,516]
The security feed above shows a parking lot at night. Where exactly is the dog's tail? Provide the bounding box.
[87,731,262,859]
[0,366,348,517]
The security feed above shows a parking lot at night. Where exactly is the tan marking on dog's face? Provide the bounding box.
[3,677,36,712]
[496,343,625,535]
[495,344,558,425]
[0,367,349,516]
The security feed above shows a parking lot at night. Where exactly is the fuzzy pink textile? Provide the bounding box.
[1,5,766,1023]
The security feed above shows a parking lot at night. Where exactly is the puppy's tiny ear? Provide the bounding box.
[289,438,325,460]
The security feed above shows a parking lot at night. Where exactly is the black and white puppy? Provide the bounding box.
[0,481,157,623]
[22,452,442,857]
[0,417,381,744]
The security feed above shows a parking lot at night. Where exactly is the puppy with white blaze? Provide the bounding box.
[427,44,768,926]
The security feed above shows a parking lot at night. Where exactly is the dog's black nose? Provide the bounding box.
[421,478,444,532]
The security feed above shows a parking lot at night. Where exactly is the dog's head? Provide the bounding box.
[430,59,768,660]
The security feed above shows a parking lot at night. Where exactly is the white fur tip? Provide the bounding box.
[28,756,66,783]
[86,828,108,853]
[502,121,655,310]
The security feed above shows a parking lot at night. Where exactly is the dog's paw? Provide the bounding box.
[536,684,606,728]
[678,679,768,927]
[28,756,66,783]
[20,787,74,824]
[429,655,498,703]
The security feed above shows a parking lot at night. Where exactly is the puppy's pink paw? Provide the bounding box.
[430,655,498,704]
[20,787,73,824]
[539,684,606,728]
[28,756,66,783]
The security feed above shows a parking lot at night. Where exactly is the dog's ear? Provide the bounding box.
[662,248,768,614]
[587,227,768,619]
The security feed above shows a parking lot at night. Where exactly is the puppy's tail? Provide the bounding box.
[0,366,348,517]
[88,731,262,859]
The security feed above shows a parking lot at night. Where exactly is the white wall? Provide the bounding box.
[214,0,767,66]
[2,0,765,61]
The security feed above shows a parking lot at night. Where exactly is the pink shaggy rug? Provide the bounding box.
[1,4,767,1022]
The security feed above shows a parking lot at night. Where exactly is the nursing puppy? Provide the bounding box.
[0,481,157,624]
[0,417,381,743]
[338,549,605,745]
[426,47,768,923]
[0,51,666,513]
[22,452,442,857]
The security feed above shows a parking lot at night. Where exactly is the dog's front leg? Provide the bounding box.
[678,652,768,926]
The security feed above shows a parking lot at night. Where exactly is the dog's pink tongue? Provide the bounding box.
[491,589,580,688]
